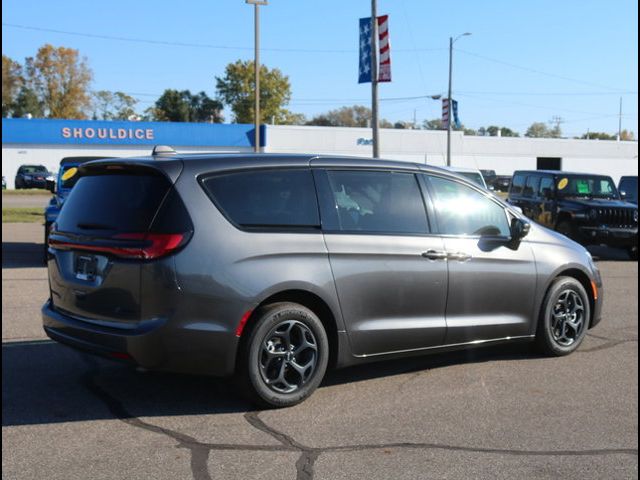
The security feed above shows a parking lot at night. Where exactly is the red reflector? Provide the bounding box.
[235,310,253,337]
[109,351,132,360]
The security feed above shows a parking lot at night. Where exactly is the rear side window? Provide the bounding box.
[511,174,526,195]
[202,169,320,229]
[523,176,540,197]
[56,173,171,234]
[539,177,554,197]
[324,170,428,234]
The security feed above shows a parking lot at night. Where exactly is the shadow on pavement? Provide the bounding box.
[2,242,44,268]
[2,339,536,427]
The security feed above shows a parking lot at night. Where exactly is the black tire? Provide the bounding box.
[238,302,329,408]
[536,277,590,356]
[556,220,576,240]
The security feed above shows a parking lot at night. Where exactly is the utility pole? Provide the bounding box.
[446,33,471,166]
[618,97,623,141]
[246,0,267,153]
[447,36,453,166]
[371,0,380,158]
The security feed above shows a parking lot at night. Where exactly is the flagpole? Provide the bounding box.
[371,0,379,158]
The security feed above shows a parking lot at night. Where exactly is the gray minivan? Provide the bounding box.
[43,153,603,407]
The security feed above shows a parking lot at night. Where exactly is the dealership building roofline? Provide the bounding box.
[2,118,637,189]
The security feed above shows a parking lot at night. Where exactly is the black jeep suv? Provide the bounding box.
[508,170,638,260]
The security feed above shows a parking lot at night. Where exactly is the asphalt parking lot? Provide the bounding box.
[2,222,637,480]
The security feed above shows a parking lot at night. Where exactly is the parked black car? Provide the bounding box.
[619,176,638,205]
[43,154,603,407]
[491,175,512,192]
[15,164,50,189]
[508,170,638,259]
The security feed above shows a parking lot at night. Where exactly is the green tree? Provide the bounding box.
[11,87,44,118]
[581,131,616,140]
[422,118,468,132]
[620,130,635,141]
[2,55,23,117]
[25,44,93,119]
[216,60,292,124]
[525,122,561,138]
[482,125,520,137]
[152,89,223,123]
[307,105,372,127]
[93,91,140,120]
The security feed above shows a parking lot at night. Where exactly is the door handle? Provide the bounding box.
[422,250,448,260]
[448,251,472,262]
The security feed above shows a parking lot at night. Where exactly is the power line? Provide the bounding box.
[455,48,630,93]
[457,90,638,96]
[2,22,445,54]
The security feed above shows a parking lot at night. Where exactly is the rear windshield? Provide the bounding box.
[56,173,171,234]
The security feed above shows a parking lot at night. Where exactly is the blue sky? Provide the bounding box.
[2,0,638,137]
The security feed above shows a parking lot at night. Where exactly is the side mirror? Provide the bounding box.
[620,190,627,199]
[46,179,56,194]
[510,217,530,241]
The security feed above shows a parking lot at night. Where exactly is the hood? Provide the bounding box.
[559,197,637,209]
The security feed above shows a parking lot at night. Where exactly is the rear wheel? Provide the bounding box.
[239,302,329,408]
[536,277,590,356]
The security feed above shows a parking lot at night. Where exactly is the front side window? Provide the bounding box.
[427,175,511,237]
[202,169,320,229]
[325,170,428,234]
[523,176,540,198]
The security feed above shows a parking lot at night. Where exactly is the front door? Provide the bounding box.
[424,174,537,344]
[315,168,448,356]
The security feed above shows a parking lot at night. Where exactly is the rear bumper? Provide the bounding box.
[42,300,238,376]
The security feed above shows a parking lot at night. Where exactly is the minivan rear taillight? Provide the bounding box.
[48,232,189,260]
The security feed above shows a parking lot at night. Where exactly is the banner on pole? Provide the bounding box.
[377,15,391,82]
[442,99,460,128]
[358,16,392,83]
[358,17,373,83]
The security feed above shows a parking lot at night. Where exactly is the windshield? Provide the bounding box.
[59,165,81,189]
[20,166,48,174]
[458,172,486,187]
[556,175,619,199]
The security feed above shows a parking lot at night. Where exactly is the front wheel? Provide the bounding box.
[239,302,329,408]
[536,277,590,356]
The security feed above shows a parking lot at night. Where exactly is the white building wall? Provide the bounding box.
[266,125,638,183]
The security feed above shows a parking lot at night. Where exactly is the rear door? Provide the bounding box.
[47,164,183,324]
[424,174,537,343]
[315,167,448,356]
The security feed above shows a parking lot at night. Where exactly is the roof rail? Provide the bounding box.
[151,145,177,157]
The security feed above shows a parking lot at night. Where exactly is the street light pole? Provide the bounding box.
[446,32,471,167]
[246,0,268,153]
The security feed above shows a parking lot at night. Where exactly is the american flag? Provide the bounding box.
[358,17,373,84]
[358,16,392,84]
[377,15,391,82]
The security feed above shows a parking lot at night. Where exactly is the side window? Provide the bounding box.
[325,170,428,234]
[539,177,554,198]
[201,169,320,229]
[511,174,525,195]
[523,176,540,198]
[428,175,511,237]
